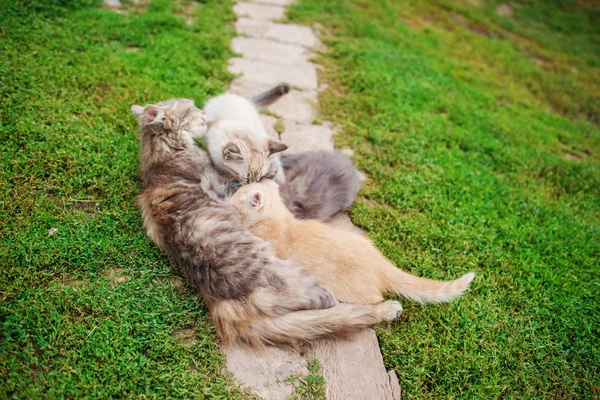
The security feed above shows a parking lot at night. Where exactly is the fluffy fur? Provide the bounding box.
[231,180,476,305]
[131,98,403,348]
[279,151,361,221]
[199,84,290,184]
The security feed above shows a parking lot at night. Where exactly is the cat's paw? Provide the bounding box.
[312,286,339,309]
[378,300,403,321]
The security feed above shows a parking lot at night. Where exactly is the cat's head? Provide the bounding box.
[131,98,207,143]
[230,179,282,223]
[206,120,288,185]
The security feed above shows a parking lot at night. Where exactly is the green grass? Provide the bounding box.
[0,0,249,397]
[288,0,599,398]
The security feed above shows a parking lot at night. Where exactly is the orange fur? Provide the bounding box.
[232,180,475,304]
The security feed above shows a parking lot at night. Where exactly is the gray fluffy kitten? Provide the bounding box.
[279,151,361,221]
[131,98,404,348]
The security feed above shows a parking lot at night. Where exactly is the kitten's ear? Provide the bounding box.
[223,143,244,162]
[247,191,263,209]
[131,105,145,118]
[267,139,288,156]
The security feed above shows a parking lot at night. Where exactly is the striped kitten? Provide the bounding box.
[131,98,403,348]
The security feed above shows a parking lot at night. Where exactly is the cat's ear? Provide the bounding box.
[131,105,145,118]
[141,105,172,129]
[267,139,288,156]
[223,143,244,162]
[247,191,263,209]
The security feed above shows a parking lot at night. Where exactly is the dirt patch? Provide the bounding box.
[70,200,101,218]
[58,274,85,289]
[496,4,513,17]
[172,328,196,345]
[103,268,130,284]
[563,151,590,161]
[401,16,433,30]
[452,14,499,39]
[170,277,187,292]
[126,46,141,53]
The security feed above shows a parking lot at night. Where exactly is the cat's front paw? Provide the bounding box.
[377,300,403,321]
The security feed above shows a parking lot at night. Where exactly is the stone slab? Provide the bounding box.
[228,58,318,90]
[264,23,321,48]
[248,0,296,6]
[231,37,312,65]
[388,370,402,400]
[221,345,308,400]
[280,121,333,153]
[307,329,397,400]
[269,89,317,123]
[259,114,280,140]
[233,2,285,21]
[235,17,270,38]
[229,77,272,98]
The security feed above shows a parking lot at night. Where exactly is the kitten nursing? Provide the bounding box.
[132,93,403,348]
[232,180,475,305]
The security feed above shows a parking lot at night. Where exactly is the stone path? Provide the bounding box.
[222,1,401,399]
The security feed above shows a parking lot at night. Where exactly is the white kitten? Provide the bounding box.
[198,83,290,184]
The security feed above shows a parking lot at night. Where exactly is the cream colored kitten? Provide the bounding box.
[199,84,290,184]
[231,180,475,305]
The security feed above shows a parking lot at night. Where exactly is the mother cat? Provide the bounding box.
[131,96,403,348]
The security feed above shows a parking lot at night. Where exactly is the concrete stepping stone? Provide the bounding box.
[228,58,318,90]
[223,2,401,399]
[233,2,285,21]
[221,345,308,400]
[280,121,334,153]
[307,329,401,400]
[231,37,312,65]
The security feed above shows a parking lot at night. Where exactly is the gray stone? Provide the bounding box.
[222,345,308,400]
[228,58,318,90]
[104,0,121,6]
[280,121,333,153]
[264,23,320,48]
[233,2,285,21]
[388,370,402,400]
[248,0,295,6]
[307,329,397,400]
[229,78,271,98]
[259,114,280,140]
[235,17,270,38]
[269,89,317,123]
[231,37,312,65]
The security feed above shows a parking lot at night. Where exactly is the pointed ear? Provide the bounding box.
[143,105,164,122]
[268,139,288,156]
[131,105,145,118]
[223,142,244,162]
[247,190,263,208]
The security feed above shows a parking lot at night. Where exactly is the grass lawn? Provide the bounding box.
[0,0,249,397]
[288,0,599,398]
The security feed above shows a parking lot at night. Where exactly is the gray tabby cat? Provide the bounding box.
[131,98,403,348]
[279,151,361,221]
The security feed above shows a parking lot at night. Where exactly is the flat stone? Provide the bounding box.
[307,329,397,400]
[235,17,270,38]
[269,89,317,123]
[264,23,320,48]
[104,0,121,6]
[229,78,271,98]
[388,370,402,400]
[280,121,333,153]
[259,114,280,140]
[221,345,308,400]
[327,212,365,235]
[248,0,295,6]
[233,2,285,21]
[231,37,312,65]
[228,58,318,90]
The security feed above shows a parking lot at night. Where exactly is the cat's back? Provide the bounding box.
[203,93,260,126]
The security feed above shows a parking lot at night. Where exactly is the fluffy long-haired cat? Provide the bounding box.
[231,180,476,305]
[131,98,403,348]
[197,83,290,184]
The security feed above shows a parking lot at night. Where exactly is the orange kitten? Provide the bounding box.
[231,180,475,305]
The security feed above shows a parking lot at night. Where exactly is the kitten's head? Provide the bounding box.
[131,98,207,143]
[230,179,282,223]
[207,120,287,185]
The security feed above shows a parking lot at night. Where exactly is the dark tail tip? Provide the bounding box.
[278,82,291,95]
[251,83,291,108]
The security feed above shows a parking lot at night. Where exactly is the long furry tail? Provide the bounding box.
[251,83,290,108]
[223,301,403,348]
[387,269,475,303]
